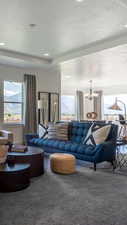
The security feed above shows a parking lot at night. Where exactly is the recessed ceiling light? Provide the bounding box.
[0,42,5,46]
[76,0,84,2]
[65,75,71,79]
[124,24,127,28]
[43,53,50,56]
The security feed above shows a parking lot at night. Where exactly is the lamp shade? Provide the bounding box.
[108,98,122,111]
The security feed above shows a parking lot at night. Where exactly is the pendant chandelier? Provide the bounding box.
[84,80,98,100]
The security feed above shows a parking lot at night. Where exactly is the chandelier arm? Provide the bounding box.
[85,80,98,100]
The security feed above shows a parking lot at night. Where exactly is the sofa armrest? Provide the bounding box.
[94,141,116,163]
[25,134,39,145]
[0,130,13,143]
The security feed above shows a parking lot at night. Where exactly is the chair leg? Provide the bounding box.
[94,162,96,171]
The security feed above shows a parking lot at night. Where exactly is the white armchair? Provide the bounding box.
[0,130,13,145]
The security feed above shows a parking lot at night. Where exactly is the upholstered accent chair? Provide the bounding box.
[0,130,13,145]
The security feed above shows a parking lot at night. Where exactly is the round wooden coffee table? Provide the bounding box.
[0,163,30,192]
[8,146,44,177]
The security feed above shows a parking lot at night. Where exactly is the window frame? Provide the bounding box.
[2,80,24,125]
[61,94,76,121]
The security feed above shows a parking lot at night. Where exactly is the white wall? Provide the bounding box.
[0,64,61,143]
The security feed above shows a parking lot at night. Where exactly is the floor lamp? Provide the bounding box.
[109,97,127,138]
[108,98,126,120]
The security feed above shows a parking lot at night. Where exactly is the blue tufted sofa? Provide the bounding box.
[26,121,118,170]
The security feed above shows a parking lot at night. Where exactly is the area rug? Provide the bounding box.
[1,163,127,225]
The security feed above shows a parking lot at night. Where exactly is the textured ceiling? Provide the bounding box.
[61,44,127,93]
[1,0,127,66]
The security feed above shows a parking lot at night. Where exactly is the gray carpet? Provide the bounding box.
[1,162,127,225]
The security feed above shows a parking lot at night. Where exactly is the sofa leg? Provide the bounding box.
[94,163,96,171]
[111,160,116,171]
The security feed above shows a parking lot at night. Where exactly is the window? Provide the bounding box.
[103,94,127,121]
[61,95,76,121]
[4,81,23,123]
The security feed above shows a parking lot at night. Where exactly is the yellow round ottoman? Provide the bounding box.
[50,153,76,174]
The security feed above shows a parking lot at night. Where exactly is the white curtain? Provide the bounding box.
[76,91,84,121]
[94,91,103,120]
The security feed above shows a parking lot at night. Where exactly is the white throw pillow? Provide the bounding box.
[48,123,57,139]
[84,125,111,146]
[38,124,47,139]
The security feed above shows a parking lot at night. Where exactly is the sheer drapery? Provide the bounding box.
[94,91,103,120]
[76,91,84,121]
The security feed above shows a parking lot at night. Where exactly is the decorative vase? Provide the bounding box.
[0,145,8,164]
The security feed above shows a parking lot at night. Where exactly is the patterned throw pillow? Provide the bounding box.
[56,123,69,141]
[82,124,111,146]
[83,123,95,144]
[38,124,48,139]
[48,123,57,139]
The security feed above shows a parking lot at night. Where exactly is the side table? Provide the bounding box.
[8,146,44,177]
[116,139,127,168]
[0,163,30,192]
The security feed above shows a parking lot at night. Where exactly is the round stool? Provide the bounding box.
[50,153,76,174]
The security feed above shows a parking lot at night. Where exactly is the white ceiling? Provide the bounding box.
[1,0,127,67]
[61,43,127,94]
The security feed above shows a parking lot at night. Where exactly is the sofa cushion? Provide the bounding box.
[70,121,110,144]
[29,138,96,156]
[70,122,91,144]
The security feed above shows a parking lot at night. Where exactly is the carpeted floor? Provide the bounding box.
[1,158,127,225]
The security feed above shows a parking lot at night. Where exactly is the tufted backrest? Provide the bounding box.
[70,121,118,144]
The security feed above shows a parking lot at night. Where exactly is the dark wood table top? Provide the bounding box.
[0,163,30,173]
[8,146,44,156]
[7,147,44,178]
